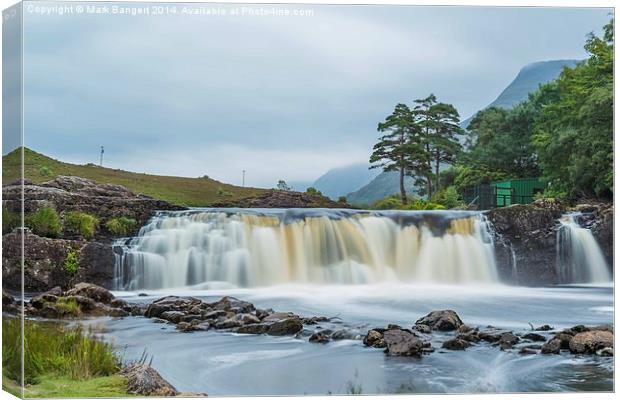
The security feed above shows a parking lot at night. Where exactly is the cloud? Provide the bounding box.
[17,3,611,186]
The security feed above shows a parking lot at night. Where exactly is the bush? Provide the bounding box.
[371,196,403,210]
[216,186,233,197]
[56,297,81,316]
[105,217,138,236]
[2,208,21,234]
[2,318,120,384]
[26,207,62,238]
[64,250,79,275]
[39,165,54,177]
[432,186,465,209]
[305,187,324,196]
[65,212,99,240]
[401,199,446,210]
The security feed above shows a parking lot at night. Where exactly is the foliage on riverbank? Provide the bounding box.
[2,317,129,398]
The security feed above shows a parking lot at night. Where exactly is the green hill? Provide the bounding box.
[2,148,265,207]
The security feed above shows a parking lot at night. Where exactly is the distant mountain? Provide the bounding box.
[312,163,380,200]
[461,59,580,129]
[346,171,418,206]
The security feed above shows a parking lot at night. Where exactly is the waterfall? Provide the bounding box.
[556,213,611,284]
[114,209,500,290]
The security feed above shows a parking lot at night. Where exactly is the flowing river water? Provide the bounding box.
[88,208,613,395]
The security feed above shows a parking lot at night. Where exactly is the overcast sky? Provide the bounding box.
[7,3,612,187]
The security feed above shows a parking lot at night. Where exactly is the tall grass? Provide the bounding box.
[65,211,99,240]
[2,318,121,384]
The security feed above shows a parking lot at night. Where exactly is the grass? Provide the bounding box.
[63,251,80,276]
[3,147,265,207]
[105,217,138,236]
[2,317,131,398]
[25,207,62,238]
[65,211,99,240]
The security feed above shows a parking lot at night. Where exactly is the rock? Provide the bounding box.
[203,310,227,320]
[541,338,562,354]
[457,324,475,333]
[569,330,614,354]
[413,324,431,334]
[519,347,539,355]
[235,324,270,334]
[236,313,261,325]
[331,329,359,340]
[302,316,330,325]
[383,329,425,356]
[442,338,471,350]
[415,310,463,331]
[145,296,201,318]
[597,347,614,357]
[263,312,299,322]
[76,242,116,288]
[160,311,186,324]
[177,321,210,332]
[553,333,574,349]
[211,189,343,209]
[215,319,243,330]
[363,329,386,348]
[66,282,114,304]
[209,296,255,314]
[522,332,546,342]
[309,332,330,343]
[2,291,15,306]
[497,332,520,350]
[457,332,480,343]
[478,331,502,343]
[534,324,553,331]
[122,363,178,396]
[267,318,303,336]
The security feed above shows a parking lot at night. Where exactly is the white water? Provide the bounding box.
[114,209,499,290]
[556,213,611,283]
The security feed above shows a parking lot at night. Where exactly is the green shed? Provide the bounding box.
[491,178,546,207]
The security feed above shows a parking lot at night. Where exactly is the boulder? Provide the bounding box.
[383,329,425,356]
[363,329,386,348]
[415,310,463,331]
[331,329,359,341]
[497,332,520,350]
[541,338,562,354]
[160,311,186,324]
[309,332,330,344]
[66,282,114,304]
[522,332,546,342]
[442,338,470,350]
[235,323,270,335]
[122,363,178,396]
[569,330,614,354]
[209,296,255,314]
[267,318,303,336]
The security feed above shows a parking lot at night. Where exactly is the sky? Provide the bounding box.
[4,2,612,188]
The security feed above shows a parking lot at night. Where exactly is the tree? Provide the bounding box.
[370,104,427,204]
[413,95,437,197]
[276,180,292,191]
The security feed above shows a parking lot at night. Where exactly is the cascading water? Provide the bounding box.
[556,213,611,283]
[114,209,499,290]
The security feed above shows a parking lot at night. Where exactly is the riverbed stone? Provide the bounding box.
[522,332,547,342]
[415,310,463,331]
[541,338,562,354]
[442,338,471,350]
[160,311,186,324]
[569,330,614,354]
[309,332,330,344]
[267,318,303,336]
[235,323,270,334]
[210,296,255,314]
[363,329,387,348]
[497,332,520,350]
[383,329,425,356]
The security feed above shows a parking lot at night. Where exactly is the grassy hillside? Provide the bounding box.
[2,148,265,207]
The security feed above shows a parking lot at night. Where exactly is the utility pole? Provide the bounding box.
[99,146,104,167]
[242,170,246,187]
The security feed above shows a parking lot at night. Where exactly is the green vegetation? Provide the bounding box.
[56,297,82,316]
[276,180,292,191]
[216,186,233,197]
[105,217,138,236]
[305,187,324,196]
[456,18,613,201]
[370,95,462,205]
[65,212,99,240]
[2,208,21,234]
[2,318,121,384]
[26,207,62,238]
[2,147,265,207]
[39,165,54,177]
[370,194,446,210]
[63,250,80,275]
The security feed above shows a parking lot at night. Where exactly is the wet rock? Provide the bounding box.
[442,338,470,350]
[497,332,520,350]
[144,296,201,318]
[534,324,553,331]
[413,324,431,334]
[541,338,562,354]
[457,332,480,343]
[457,324,475,333]
[160,311,186,324]
[331,329,359,341]
[522,332,546,342]
[66,282,114,304]
[597,347,614,357]
[553,333,574,350]
[363,329,386,348]
[235,323,270,334]
[210,296,255,314]
[203,310,227,320]
[177,321,210,332]
[236,313,261,325]
[263,312,300,322]
[519,347,539,355]
[478,331,502,343]
[415,310,463,331]
[302,316,330,325]
[267,318,303,336]
[309,332,330,344]
[569,330,614,354]
[383,329,425,356]
[122,363,178,396]
[215,319,243,330]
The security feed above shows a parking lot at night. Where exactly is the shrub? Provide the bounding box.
[39,165,54,177]
[2,318,120,384]
[432,186,465,209]
[65,212,99,240]
[371,196,402,210]
[216,186,233,197]
[26,207,62,238]
[105,217,138,236]
[305,187,324,196]
[401,199,446,210]
[2,208,21,234]
[64,250,79,275]
[56,297,81,316]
